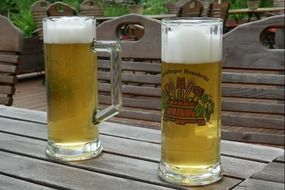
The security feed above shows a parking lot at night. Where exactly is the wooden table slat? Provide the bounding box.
[0,151,175,190]
[233,178,285,190]
[0,174,54,190]
[276,153,285,163]
[252,162,285,183]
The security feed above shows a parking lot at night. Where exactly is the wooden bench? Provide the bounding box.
[222,15,284,147]
[0,15,23,106]
[97,14,161,128]
[47,2,77,16]
[208,0,231,31]
[80,0,103,17]
[31,0,51,40]
[97,14,284,147]
[177,0,203,17]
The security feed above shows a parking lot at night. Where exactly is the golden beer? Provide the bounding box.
[161,61,221,173]
[43,17,122,161]
[45,43,98,147]
[159,18,223,186]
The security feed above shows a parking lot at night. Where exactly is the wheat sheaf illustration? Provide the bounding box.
[162,77,214,125]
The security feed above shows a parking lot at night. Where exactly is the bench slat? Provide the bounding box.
[98,71,160,85]
[223,72,285,85]
[222,97,285,114]
[0,54,20,64]
[0,75,16,84]
[98,60,161,73]
[0,96,12,106]
[0,64,17,73]
[99,95,160,110]
[222,125,284,146]
[222,83,284,100]
[99,83,161,97]
[222,111,284,130]
[0,85,14,94]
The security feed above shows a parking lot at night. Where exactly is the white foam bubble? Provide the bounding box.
[43,17,95,44]
[162,23,222,63]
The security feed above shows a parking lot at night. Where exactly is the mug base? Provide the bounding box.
[159,161,222,186]
[46,139,103,161]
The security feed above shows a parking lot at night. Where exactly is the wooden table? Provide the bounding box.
[0,106,284,190]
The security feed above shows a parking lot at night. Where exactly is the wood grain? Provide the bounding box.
[0,132,240,190]
[0,16,22,106]
[276,154,284,162]
[0,118,267,180]
[31,0,50,39]
[0,151,175,190]
[223,15,285,70]
[0,174,54,190]
[233,178,284,190]
[252,162,285,183]
[0,16,23,52]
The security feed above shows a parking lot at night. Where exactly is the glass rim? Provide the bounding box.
[161,17,223,25]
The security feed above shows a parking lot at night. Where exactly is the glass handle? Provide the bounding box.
[92,40,122,124]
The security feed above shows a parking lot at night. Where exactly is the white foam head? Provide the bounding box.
[43,17,95,44]
[162,19,223,63]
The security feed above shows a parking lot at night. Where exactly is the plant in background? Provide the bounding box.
[229,0,273,22]
[102,3,129,16]
[144,0,167,14]
[131,0,145,5]
[2,0,36,37]
[0,0,17,16]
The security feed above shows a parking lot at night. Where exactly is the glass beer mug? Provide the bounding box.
[159,18,223,185]
[43,17,122,161]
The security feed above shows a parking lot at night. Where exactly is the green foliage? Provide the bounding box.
[1,0,36,37]
[144,0,167,14]
[10,10,36,37]
[229,0,274,22]
[130,0,145,5]
[102,3,129,16]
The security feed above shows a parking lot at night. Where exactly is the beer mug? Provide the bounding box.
[43,17,122,161]
[159,18,223,185]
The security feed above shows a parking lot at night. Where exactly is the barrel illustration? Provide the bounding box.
[162,77,214,126]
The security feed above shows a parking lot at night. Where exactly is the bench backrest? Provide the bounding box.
[47,2,77,16]
[177,0,203,17]
[222,15,284,146]
[80,0,103,17]
[31,0,51,40]
[208,0,230,30]
[97,14,161,125]
[0,16,23,106]
[165,1,179,14]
